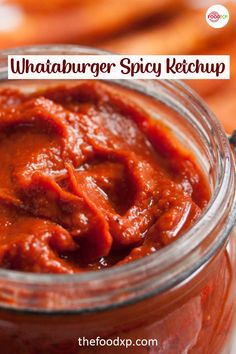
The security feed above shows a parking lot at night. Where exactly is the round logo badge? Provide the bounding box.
[206,5,229,28]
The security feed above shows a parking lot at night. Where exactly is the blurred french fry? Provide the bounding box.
[187,40,236,97]
[103,3,236,54]
[0,0,183,48]
[7,0,85,13]
[206,82,236,133]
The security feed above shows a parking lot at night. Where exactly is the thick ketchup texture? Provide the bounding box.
[0,82,210,273]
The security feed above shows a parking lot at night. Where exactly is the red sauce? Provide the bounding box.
[0,82,210,273]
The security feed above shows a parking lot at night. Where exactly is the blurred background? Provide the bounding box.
[0,0,235,133]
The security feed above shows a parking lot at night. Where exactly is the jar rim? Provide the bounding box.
[0,45,235,313]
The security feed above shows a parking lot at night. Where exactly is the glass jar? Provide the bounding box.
[0,45,235,354]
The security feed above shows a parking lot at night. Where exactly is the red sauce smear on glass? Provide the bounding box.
[0,82,210,273]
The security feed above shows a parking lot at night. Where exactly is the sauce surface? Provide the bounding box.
[0,82,209,273]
